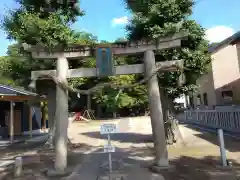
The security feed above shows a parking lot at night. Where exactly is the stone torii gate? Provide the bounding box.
[26,32,186,173]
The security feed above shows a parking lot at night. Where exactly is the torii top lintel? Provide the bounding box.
[24,32,187,59]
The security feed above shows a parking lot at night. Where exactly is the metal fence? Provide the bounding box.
[184,109,240,132]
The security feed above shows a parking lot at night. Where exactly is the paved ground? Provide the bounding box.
[65,117,165,180]
[66,116,240,180]
[2,116,240,179]
[64,147,165,180]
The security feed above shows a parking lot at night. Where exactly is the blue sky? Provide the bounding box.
[0,0,239,55]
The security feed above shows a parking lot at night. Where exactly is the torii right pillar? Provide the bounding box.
[143,50,169,168]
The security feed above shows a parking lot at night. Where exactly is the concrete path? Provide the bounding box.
[64,147,164,180]
[65,116,165,180]
[66,116,240,180]
[64,149,103,180]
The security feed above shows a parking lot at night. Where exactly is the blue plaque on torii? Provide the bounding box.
[96,45,115,77]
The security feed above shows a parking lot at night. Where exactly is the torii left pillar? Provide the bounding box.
[55,53,69,172]
[35,64,68,173]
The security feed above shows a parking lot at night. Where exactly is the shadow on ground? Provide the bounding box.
[81,132,153,143]
[82,127,240,153]
[0,141,46,158]
[0,140,94,180]
[2,141,240,180]
[127,147,240,180]
[163,155,240,180]
[184,124,240,152]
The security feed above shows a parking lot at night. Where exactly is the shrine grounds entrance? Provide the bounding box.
[26,32,186,172]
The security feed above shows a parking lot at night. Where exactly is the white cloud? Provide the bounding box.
[112,16,129,26]
[205,26,235,43]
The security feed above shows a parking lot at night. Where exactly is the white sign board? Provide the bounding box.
[100,124,117,134]
[104,145,115,153]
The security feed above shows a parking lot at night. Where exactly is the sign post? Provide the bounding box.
[100,123,117,173]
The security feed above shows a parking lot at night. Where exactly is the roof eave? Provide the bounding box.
[208,31,240,54]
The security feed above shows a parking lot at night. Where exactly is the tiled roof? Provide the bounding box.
[208,31,240,54]
[0,85,38,96]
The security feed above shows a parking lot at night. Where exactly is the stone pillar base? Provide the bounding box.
[97,172,126,180]
[46,168,72,177]
[149,164,175,173]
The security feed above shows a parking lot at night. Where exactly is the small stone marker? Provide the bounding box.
[13,156,22,177]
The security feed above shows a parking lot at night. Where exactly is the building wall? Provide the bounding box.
[194,69,216,106]
[193,42,240,107]
[212,44,240,105]
[236,43,240,72]
[233,43,240,104]
[212,44,240,89]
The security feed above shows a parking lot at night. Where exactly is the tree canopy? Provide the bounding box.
[2,0,83,47]
[125,0,211,98]
[0,0,148,116]
[0,0,212,117]
[1,0,84,86]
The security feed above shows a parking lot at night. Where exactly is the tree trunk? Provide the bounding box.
[160,88,184,145]
[159,88,172,144]
[44,89,56,149]
[167,98,186,145]
[87,94,91,110]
